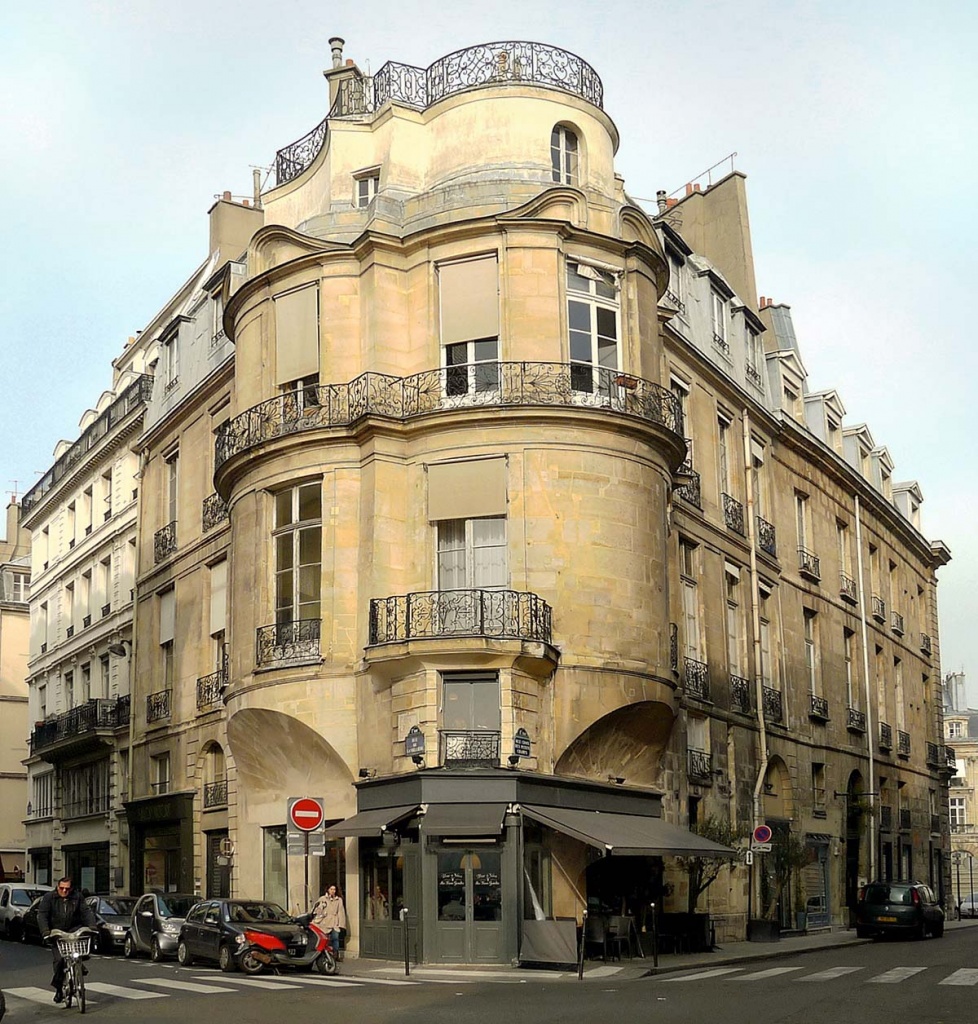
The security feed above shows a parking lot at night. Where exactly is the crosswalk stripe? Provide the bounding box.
[662,968,746,982]
[133,977,240,994]
[246,974,368,987]
[85,981,164,1000]
[939,969,978,986]
[799,967,864,982]
[869,967,928,984]
[733,967,805,981]
[4,985,73,1005]
[189,974,303,990]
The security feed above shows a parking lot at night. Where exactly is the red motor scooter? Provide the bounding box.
[239,913,337,976]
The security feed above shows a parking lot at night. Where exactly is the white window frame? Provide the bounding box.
[567,263,620,399]
[355,172,380,208]
[679,540,700,660]
[436,517,507,591]
[844,628,855,707]
[273,482,323,626]
[550,125,579,185]
[711,290,728,349]
[804,609,818,694]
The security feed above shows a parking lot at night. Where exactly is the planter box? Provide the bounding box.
[747,919,781,942]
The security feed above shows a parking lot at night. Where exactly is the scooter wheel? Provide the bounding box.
[240,952,265,976]
[315,952,338,976]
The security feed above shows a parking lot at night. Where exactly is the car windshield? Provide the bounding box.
[865,884,913,905]
[158,895,196,918]
[99,898,136,915]
[12,890,45,907]
[225,902,292,924]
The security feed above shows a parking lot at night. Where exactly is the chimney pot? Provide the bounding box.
[760,296,766,308]
[685,183,693,196]
[655,189,668,214]
[346,58,354,66]
[242,199,250,207]
[223,190,231,201]
[329,37,345,69]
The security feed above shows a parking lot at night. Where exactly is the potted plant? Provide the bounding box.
[675,816,741,951]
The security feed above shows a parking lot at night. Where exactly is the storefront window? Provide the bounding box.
[263,825,288,906]
[437,850,502,922]
[523,830,553,919]
[362,847,403,920]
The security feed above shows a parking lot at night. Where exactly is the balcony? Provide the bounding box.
[897,730,911,759]
[276,42,604,185]
[730,675,751,714]
[809,694,830,721]
[920,632,932,656]
[762,686,783,724]
[947,745,957,768]
[216,363,683,471]
[154,521,177,564]
[899,809,911,831]
[256,618,322,668]
[146,690,171,723]
[684,658,711,701]
[669,623,679,674]
[203,780,228,809]
[871,594,886,623]
[29,696,129,761]
[756,516,777,557]
[665,289,686,315]
[880,805,892,831]
[369,589,552,645]
[879,722,893,751]
[202,493,230,533]
[722,493,745,536]
[891,611,905,637]
[196,668,227,712]
[839,571,857,604]
[675,465,702,508]
[440,730,500,768]
[926,742,940,767]
[847,707,867,733]
[951,822,975,833]
[688,748,713,784]
[746,363,763,388]
[797,547,821,582]
[712,331,731,356]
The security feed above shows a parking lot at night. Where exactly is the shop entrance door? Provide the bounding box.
[435,849,503,962]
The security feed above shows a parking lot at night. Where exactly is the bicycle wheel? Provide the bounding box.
[64,964,74,1009]
[75,961,86,1014]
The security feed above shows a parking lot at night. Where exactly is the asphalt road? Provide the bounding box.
[2,928,977,1024]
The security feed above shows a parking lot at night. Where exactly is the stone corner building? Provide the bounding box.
[26,37,951,964]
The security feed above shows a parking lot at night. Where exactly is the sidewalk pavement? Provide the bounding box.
[346,918,978,984]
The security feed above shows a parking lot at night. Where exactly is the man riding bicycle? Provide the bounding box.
[37,877,97,1003]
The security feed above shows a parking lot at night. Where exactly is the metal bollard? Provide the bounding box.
[400,907,410,977]
[578,909,587,980]
[650,902,658,968]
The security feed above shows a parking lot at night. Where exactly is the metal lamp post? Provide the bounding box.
[953,851,963,917]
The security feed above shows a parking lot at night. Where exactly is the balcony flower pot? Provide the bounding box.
[747,919,781,942]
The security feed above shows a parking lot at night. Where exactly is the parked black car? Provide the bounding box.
[176,900,302,972]
[86,896,138,953]
[125,893,197,961]
[19,897,44,945]
[855,881,945,939]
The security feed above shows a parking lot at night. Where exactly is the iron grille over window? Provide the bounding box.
[203,781,228,808]
[879,722,892,750]
[809,694,829,720]
[839,571,857,603]
[722,493,745,535]
[146,690,171,723]
[154,521,177,563]
[202,493,230,532]
[688,748,713,782]
[897,730,911,757]
[256,618,322,667]
[763,686,783,723]
[798,547,821,581]
[440,730,501,768]
[847,707,866,733]
[730,675,751,714]
[196,668,227,711]
[756,516,776,556]
[683,658,710,701]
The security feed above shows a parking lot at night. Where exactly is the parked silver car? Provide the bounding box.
[958,893,978,918]
[124,893,197,961]
[0,884,51,941]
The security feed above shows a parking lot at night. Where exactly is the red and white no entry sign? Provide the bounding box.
[288,797,325,832]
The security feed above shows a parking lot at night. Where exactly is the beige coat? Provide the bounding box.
[312,893,347,932]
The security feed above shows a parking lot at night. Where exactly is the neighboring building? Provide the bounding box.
[0,501,30,880]
[943,673,978,903]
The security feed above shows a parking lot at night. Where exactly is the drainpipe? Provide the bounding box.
[743,411,768,917]
[854,494,877,881]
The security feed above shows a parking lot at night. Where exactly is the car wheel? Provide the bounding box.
[124,934,137,959]
[240,951,265,975]
[856,926,872,939]
[218,943,237,973]
[177,940,193,967]
[150,937,164,962]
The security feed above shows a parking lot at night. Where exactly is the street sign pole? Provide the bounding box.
[304,831,310,913]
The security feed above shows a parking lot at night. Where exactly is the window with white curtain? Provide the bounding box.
[437,518,507,591]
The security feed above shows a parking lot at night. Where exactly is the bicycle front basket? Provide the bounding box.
[55,935,92,959]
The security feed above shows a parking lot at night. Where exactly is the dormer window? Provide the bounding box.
[551,125,578,185]
[354,168,380,208]
[711,290,728,353]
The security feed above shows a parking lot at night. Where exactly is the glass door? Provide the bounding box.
[435,849,503,962]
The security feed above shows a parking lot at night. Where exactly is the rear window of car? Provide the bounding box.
[865,884,913,905]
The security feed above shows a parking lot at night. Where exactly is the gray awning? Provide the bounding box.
[521,805,736,857]
[322,805,418,838]
[422,803,507,837]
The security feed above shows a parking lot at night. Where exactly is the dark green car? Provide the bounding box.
[855,881,944,939]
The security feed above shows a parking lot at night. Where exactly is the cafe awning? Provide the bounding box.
[521,805,736,857]
[421,803,508,837]
[323,805,418,838]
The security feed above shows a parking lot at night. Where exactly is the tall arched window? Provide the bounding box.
[551,125,579,185]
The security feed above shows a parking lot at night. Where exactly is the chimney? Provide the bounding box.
[656,190,668,215]
[759,296,767,308]
[329,37,345,69]
[253,167,263,210]
[685,183,693,197]
[223,190,232,202]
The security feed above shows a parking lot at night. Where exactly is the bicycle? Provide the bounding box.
[50,928,96,1014]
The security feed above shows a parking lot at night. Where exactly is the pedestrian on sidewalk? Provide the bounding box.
[312,884,348,959]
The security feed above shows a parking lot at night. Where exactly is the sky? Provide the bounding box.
[2,0,975,691]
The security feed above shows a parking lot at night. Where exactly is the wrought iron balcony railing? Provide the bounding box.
[369,589,552,645]
[664,289,686,315]
[722,493,745,535]
[947,745,957,767]
[683,658,710,701]
[798,547,821,581]
[29,696,130,754]
[891,610,905,636]
[839,571,857,603]
[880,805,892,830]
[154,521,177,564]
[756,516,776,557]
[101,603,111,617]
[669,622,679,673]
[440,729,501,768]
[82,614,91,628]
[216,363,682,470]
[676,465,702,508]
[256,618,322,667]
[809,694,829,721]
[276,42,603,185]
[203,780,228,809]
[920,632,932,656]
[196,668,227,711]
[21,376,153,516]
[926,742,940,767]
[66,625,74,639]
[879,722,892,751]
[871,594,886,623]
[202,493,230,532]
[746,363,763,387]
[712,331,730,355]
[899,808,912,830]
[951,822,974,833]
[146,690,171,723]
[688,748,713,783]
[763,685,783,723]
[897,730,911,758]
[847,707,866,733]
[730,675,751,714]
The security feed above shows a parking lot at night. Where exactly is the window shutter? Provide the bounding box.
[274,285,320,384]
[439,257,499,345]
[427,457,507,521]
[210,561,227,636]
[159,589,175,644]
